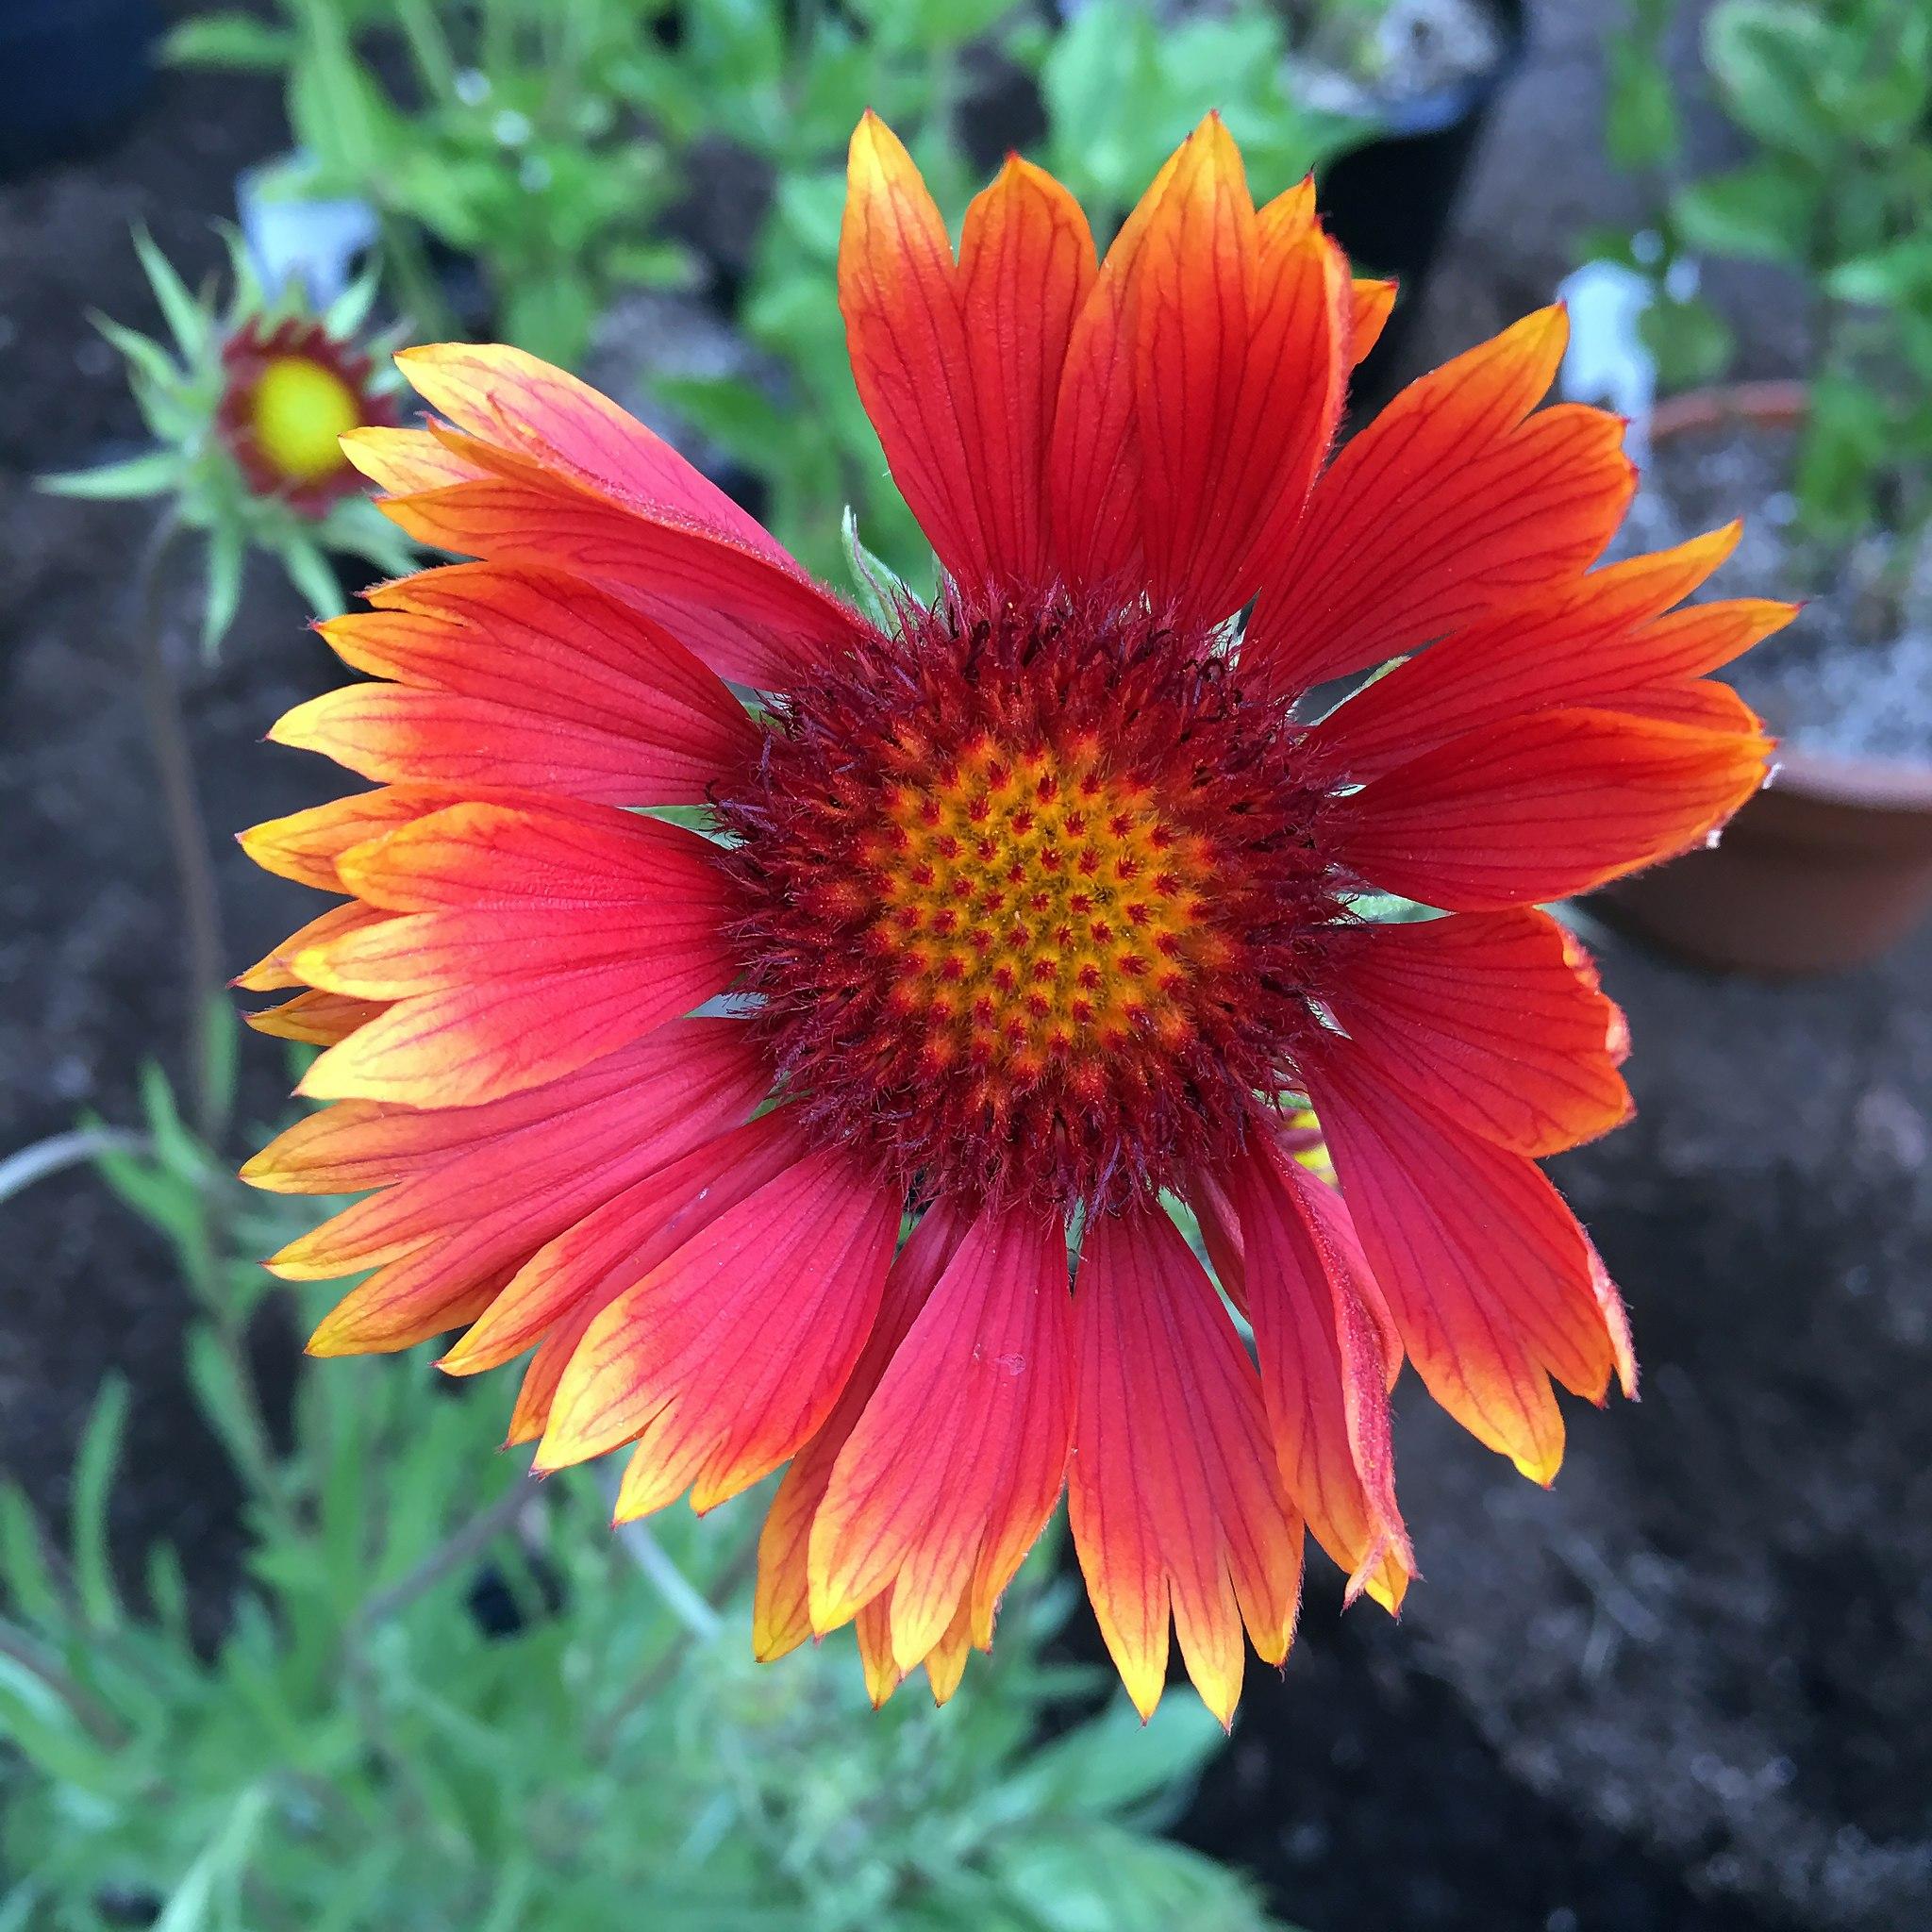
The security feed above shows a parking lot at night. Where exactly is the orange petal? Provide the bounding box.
[537,1152,898,1514]
[1133,121,1348,625]
[754,1201,973,1664]
[1319,910,1632,1158]
[1312,525,1747,779]
[393,341,790,563]
[1046,121,1200,592]
[808,1201,1072,1670]
[234,899,383,992]
[441,1110,802,1375]
[1218,1141,1414,1609]
[1248,308,1636,693]
[1349,277,1397,364]
[242,989,387,1047]
[1337,706,1774,911]
[955,153,1098,587]
[1302,1035,1636,1482]
[1068,1201,1303,1724]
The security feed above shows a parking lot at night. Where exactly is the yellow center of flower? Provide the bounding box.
[858,734,1222,1083]
[250,356,361,485]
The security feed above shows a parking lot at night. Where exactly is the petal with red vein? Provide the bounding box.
[1603,679,1765,734]
[1220,1139,1413,1607]
[1134,122,1348,625]
[239,786,460,892]
[838,114,984,581]
[1068,1202,1302,1724]
[340,425,489,495]
[394,342,789,561]
[295,801,737,1105]
[1312,525,1745,778]
[235,900,383,992]
[1321,910,1631,1157]
[272,684,740,806]
[441,1110,803,1375]
[538,1151,898,1517]
[1349,278,1397,363]
[955,154,1098,587]
[810,1202,1072,1669]
[246,1017,756,1199]
[754,1202,973,1665]
[1046,127,1196,591]
[243,990,385,1047]
[297,1082,772,1352]
[1247,308,1639,692]
[363,460,866,691]
[1303,1036,1629,1483]
[1339,707,1773,910]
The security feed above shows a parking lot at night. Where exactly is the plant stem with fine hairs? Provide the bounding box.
[132,513,228,1149]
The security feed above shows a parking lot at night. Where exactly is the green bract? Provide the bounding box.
[40,231,416,659]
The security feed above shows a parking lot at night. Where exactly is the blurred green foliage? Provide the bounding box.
[167,0,697,368]
[1596,0,1932,548]
[0,1063,1282,1931]
[163,0,1383,585]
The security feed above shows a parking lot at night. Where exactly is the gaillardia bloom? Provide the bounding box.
[218,315,395,514]
[241,114,1790,1720]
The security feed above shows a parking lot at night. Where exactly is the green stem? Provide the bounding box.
[133,513,228,1152]
[380,214,458,343]
[347,1481,538,1643]
[0,1624,127,1751]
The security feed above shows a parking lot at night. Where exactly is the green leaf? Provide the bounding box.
[38,450,183,501]
[652,375,790,468]
[0,1485,63,1627]
[132,228,208,359]
[202,521,245,660]
[70,1375,130,1630]
[1018,1692,1225,1817]
[498,272,598,367]
[279,534,347,621]
[285,9,406,192]
[1671,159,1817,266]
[1795,369,1888,538]
[1638,292,1738,391]
[1703,0,1842,162]
[1825,238,1932,310]
[1605,38,1681,171]
[92,312,190,394]
[841,505,912,630]
[603,240,700,290]
[161,12,295,71]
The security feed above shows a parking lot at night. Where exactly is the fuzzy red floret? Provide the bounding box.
[714,588,1350,1211]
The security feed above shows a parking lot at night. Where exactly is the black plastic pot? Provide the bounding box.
[1317,0,1526,401]
[0,0,159,180]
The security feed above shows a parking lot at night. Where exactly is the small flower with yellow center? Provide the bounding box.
[218,316,392,515]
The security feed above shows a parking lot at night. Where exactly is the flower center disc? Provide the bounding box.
[718,597,1346,1210]
[866,735,1216,1082]
[252,356,362,484]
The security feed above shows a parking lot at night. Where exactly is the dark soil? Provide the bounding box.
[5,14,1928,1932]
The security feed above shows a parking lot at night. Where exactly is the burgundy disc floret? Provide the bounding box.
[714,585,1351,1210]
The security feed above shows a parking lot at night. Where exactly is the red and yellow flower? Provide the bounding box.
[240,113,1790,1720]
[218,315,395,514]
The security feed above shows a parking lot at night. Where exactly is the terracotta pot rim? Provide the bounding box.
[1646,378,1809,441]
[1645,376,1932,810]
